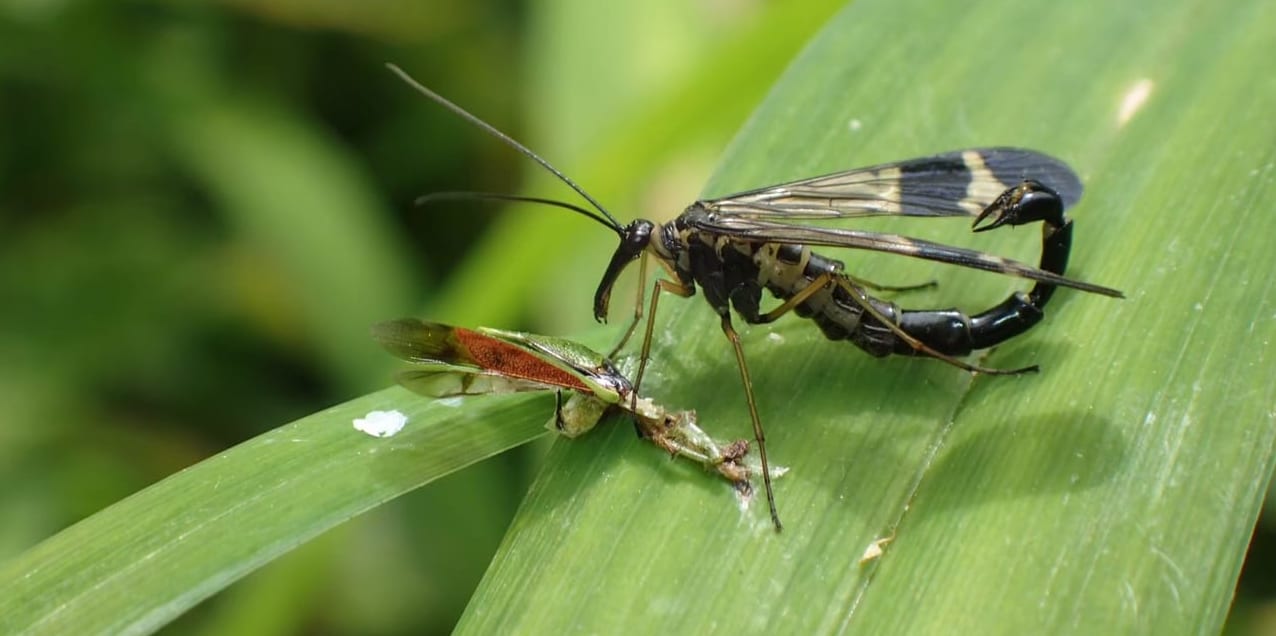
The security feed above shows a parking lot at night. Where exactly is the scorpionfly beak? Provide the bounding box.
[593,243,638,322]
[593,220,654,322]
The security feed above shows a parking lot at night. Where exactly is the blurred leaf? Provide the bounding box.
[186,530,341,636]
[456,0,1276,633]
[0,387,552,635]
[165,89,417,389]
[217,0,480,41]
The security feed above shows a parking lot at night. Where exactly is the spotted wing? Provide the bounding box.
[690,215,1123,297]
[705,148,1082,220]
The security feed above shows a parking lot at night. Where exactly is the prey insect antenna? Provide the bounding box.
[416,191,620,233]
[386,63,625,235]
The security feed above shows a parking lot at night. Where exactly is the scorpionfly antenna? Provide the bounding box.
[415,192,621,233]
[386,63,625,237]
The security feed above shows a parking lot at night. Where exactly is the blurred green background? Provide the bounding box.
[1,0,1271,634]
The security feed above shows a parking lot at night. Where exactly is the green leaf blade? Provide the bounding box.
[456,0,1276,633]
[5,0,1274,633]
[0,390,549,635]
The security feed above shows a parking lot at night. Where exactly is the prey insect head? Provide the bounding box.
[594,219,656,322]
[972,179,1065,232]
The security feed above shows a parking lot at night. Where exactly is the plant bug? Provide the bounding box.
[371,318,786,498]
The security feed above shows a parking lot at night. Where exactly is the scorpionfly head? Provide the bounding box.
[593,219,657,323]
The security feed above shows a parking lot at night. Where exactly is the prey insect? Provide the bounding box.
[371,318,786,497]
[387,64,1125,531]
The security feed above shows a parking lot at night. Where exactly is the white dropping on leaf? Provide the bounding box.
[859,536,894,565]
[353,410,409,438]
[1117,78,1154,127]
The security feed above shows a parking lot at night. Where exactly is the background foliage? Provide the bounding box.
[0,0,839,633]
[0,0,1273,634]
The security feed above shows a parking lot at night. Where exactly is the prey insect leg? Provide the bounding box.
[552,390,566,432]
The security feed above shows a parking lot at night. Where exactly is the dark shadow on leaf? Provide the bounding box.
[920,411,1127,512]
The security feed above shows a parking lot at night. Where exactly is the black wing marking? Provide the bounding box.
[691,215,1124,298]
[704,148,1083,220]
